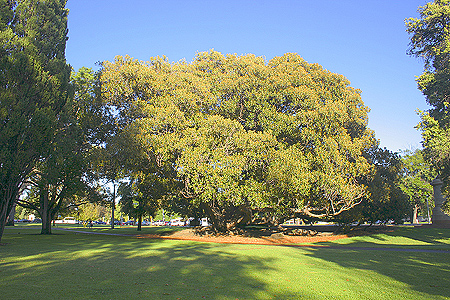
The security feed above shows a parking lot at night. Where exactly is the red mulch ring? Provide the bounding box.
[136,229,350,245]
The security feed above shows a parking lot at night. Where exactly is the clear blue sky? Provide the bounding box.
[66,0,429,152]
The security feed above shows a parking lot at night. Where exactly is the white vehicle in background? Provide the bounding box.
[153,220,166,226]
[54,217,77,224]
[170,219,185,226]
[201,218,210,227]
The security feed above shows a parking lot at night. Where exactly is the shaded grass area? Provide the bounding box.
[314,226,450,251]
[1,227,449,299]
[5,223,187,241]
[59,224,185,235]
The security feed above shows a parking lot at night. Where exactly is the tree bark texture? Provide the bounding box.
[137,216,142,231]
[412,204,419,224]
[0,184,19,242]
[6,202,16,226]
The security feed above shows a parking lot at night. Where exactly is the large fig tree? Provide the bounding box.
[100,51,376,231]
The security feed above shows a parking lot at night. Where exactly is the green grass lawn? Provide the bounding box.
[51,223,186,235]
[1,226,449,300]
[316,226,450,250]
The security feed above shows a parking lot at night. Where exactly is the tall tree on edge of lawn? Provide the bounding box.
[406,0,450,185]
[0,0,71,241]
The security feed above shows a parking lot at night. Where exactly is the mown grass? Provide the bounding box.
[315,226,450,250]
[56,223,185,235]
[1,226,449,299]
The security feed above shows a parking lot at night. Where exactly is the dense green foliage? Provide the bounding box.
[118,173,165,230]
[407,0,450,184]
[100,51,377,231]
[14,67,105,234]
[75,202,109,222]
[0,0,71,240]
[400,149,435,222]
[336,147,410,225]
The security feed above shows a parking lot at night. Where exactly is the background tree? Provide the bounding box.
[16,71,103,234]
[400,149,435,223]
[0,0,71,241]
[70,66,126,229]
[14,205,33,221]
[406,0,450,184]
[336,147,410,225]
[118,173,164,231]
[77,202,109,223]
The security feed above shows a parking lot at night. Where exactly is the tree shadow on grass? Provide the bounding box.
[390,226,450,246]
[0,230,299,299]
[301,228,450,299]
[315,227,450,250]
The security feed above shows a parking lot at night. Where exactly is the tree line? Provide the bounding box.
[1,0,448,242]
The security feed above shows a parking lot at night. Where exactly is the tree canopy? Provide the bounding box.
[335,146,410,226]
[100,51,377,231]
[16,67,104,234]
[407,0,450,183]
[400,149,434,223]
[0,0,71,241]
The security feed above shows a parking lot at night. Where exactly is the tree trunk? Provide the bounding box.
[40,209,53,234]
[40,189,52,234]
[111,183,116,229]
[412,204,419,224]
[201,202,224,231]
[6,202,16,226]
[0,200,10,243]
[0,186,18,243]
[200,202,251,232]
[137,215,142,231]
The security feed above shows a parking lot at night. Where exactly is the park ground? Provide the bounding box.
[1,225,449,299]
